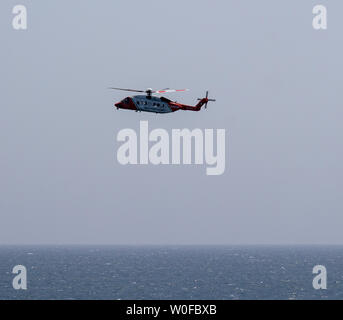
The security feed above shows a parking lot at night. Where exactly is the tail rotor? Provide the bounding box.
[198,91,216,109]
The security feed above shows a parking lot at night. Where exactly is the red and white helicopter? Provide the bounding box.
[110,87,215,114]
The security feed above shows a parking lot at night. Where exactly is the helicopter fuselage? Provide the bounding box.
[115,94,211,114]
[115,95,175,113]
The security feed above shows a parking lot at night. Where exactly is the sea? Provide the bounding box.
[0,245,342,300]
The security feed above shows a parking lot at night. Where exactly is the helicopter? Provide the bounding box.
[109,87,216,114]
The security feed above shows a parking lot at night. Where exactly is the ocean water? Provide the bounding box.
[0,246,342,300]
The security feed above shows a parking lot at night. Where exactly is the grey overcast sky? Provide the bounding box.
[0,1,342,245]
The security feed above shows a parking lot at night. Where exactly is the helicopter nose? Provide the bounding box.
[115,102,122,108]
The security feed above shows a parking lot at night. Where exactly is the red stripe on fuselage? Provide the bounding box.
[115,97,137,111]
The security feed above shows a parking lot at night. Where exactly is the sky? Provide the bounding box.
[0,0,342,245]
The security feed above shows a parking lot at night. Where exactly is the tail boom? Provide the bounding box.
[175,91,216,111]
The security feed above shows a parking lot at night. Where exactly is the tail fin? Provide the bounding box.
[196,91,216,109]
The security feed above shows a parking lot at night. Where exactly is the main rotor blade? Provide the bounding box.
[108,87,145,93]
[153,89,190,94]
